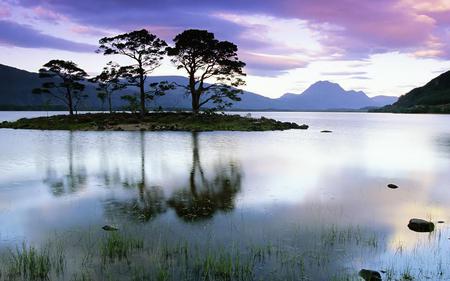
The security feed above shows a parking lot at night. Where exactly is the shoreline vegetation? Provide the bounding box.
[0,112,308,131]
[370,103,450,114]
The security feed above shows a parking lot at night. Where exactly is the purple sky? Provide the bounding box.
[0,0,449,97]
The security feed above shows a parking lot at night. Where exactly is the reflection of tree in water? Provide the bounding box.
[104,131,167,222]
[167,132,242,222]
[43,132,87,196]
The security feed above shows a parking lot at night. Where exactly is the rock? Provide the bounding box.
[359,269,382,281]
[102,225,118,231]
[321,130,332,133]
[299,124,309,130]
[407,218,435,232]
[387,184,398,189]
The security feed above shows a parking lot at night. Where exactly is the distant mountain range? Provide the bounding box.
[374,70,450,113]
[0,64,397,111]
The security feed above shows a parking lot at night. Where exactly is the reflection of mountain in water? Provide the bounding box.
[104,132,242,222]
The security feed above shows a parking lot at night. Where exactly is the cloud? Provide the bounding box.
[241,52,308,76]
[69,25,108,36]
[350,76,371,80]
[32,6,66,22]
[0,4,11,17]
[321,71,367,76]
[0,20,96,52]
[4,0,450,72]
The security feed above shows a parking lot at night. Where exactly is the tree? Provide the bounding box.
[167,29,246,114]
[33,60,88,115]
[97,29,167,116]
[89,62,127,113]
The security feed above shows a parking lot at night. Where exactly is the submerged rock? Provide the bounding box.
[321,130,332,133]
[359,269,382,281]
[407,218,435,232]
[102,225,118,231]
[299,124,309,129]
[387,184,398,189]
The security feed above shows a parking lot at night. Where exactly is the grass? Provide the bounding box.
[0,225,377,281]
[0,112,308,132]
[100,232,144,263]
[3,243,60,281]
[0,223,445,281]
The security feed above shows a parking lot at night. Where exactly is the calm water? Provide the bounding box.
[0,111,449,280]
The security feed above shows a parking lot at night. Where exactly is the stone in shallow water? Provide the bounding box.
[387,184,398,189]
[407,218,435,232]
[102,225,118,231]
[359,269,382,281]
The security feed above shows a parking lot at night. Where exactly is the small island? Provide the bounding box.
[0,29,310,132]
[0,112,308,131]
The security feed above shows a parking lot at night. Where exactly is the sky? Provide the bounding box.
[0,0,449,98]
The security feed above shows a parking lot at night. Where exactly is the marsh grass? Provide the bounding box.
[100,232,144,263]
[0,224,445,281]
[3,243,58,280]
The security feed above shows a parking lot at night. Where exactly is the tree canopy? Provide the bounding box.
[98,29,168,116]
[33,60,88,115]
[167,29,246,113]
[89,62,127,113]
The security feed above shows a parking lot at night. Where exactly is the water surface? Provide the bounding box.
[0,111,449,280]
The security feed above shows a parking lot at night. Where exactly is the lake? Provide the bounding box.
[0,111,449,280]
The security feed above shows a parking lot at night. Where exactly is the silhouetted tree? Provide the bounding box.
[89,62,127,113]
[167,29,246,113]
[33,60,88,115]
[98,29,167,117]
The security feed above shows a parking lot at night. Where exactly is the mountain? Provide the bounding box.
[0,63,396,111]
[275,81,396,110]
[0,64,45,108]
[375,70,450,113]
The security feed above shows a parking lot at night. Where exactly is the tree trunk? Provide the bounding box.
[192,93,200,114]
[67,88,74,116]
[138,61,146,118]
[108,93,113,113]
[139,78,145,117]
[189,74,200,114]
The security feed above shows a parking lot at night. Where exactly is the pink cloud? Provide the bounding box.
[69,25,107,36]
[32,6,66,22]
[0,5,11,18]
[279,0,436,52]
[241,52,308,75]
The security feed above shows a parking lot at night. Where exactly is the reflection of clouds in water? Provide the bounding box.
[292,165,450,253]
[0,112,449,277]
